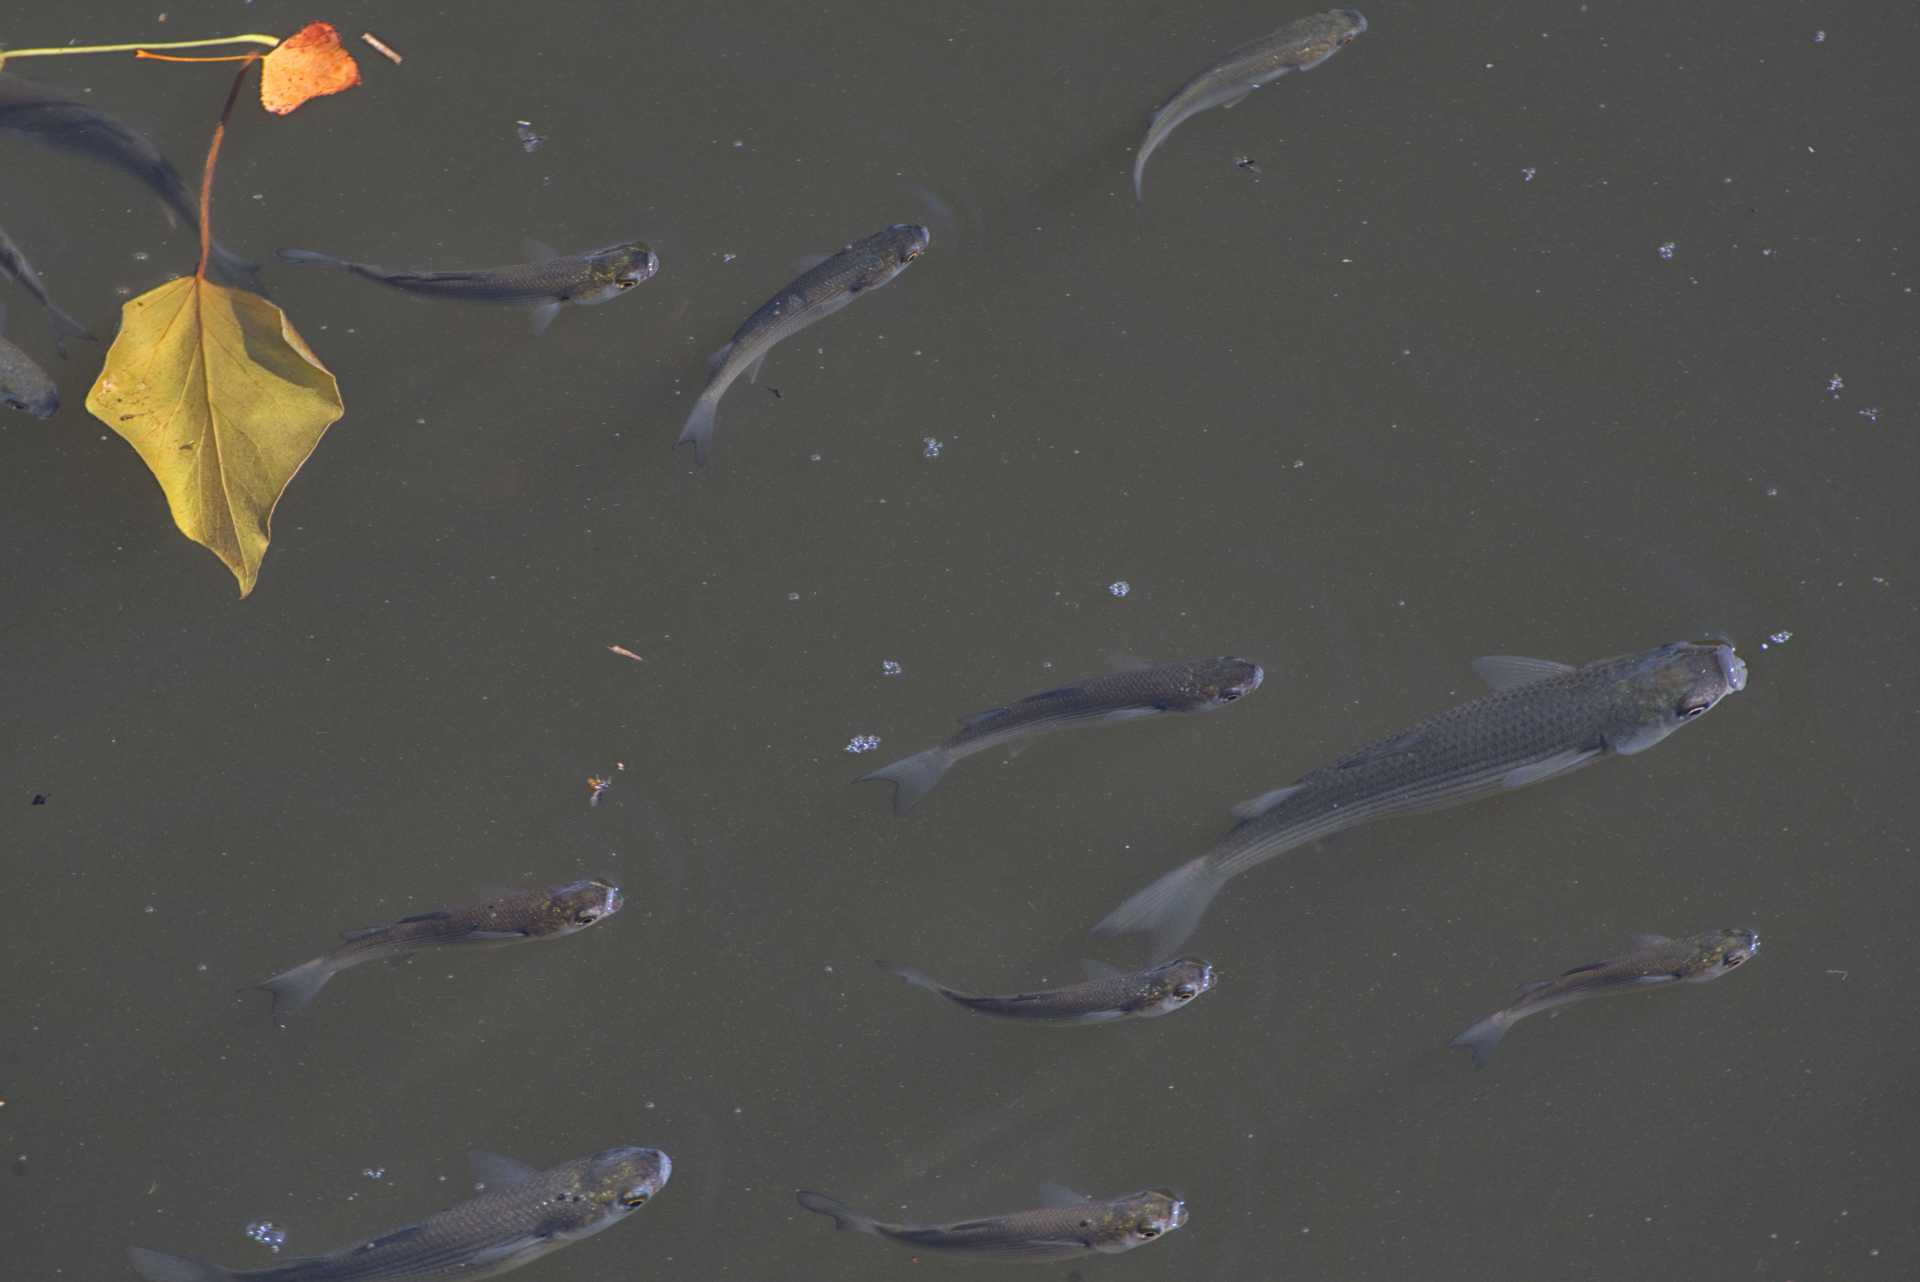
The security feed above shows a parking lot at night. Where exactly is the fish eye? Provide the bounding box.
[1724,952,1746,967]
[1173,986,1197,1000]
[573,909,600,924]
[1137,1226,1160,1238]
[616,279,637,289]
[621,1190,649,1208]
[1678,701,1710,719]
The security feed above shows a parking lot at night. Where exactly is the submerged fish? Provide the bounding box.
[1133,8,1368,202]
[676,223,928,463]
[1450,927,1760,1066]
[860,657,1264,814]
[878,956,1215,1024]
[127,1146,670,1282]
[0,307,58,418]
[794,1185,1185,1260]
[1096,641,1748,953]
[273,240,659,333]
[258,878,623,1015]
[0,223,95,354]
[0,75,257,284]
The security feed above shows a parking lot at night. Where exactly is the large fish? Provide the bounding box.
[877,956,1214,1024]
[1133,8,1368,202]
[1450,927,1760,1066]
[273,240,659,333]
[0,75,257,284]
[0,222,95,354]
[1095,641,1748,953]
[127,1147,670,1282]
[0,305,58,418]
[257,879,623,1015]
[676,223,928,463]
[860,657,1263,814]
[794,1185,1185,1260]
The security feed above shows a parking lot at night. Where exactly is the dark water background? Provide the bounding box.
[3,2,1916,1278]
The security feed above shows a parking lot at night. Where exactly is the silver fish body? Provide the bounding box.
[0,330,58,417]
[1096,641,1748,953]
[1451,927,1760,1066]
[257,878,623,1016]
[1133,8,1368,202]
[861,656,1263,814]
[878,957,1214,1024]
[676,223,928,463]
[127,1147,670,1282]
[0,223,95,353]
[795,1186,1185,1259]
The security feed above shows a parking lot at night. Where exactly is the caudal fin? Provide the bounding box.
[676,393,720,465]
[874,959,948,996]
[1448,1012,1510,1068]
[795,1189,881,1235]
[857,746,952,815]
[1091,856,1225,956]
[273,248,343,268]
[258,955,336,1017]
[206,241,264,292]
[127,1247,234,1282]
[44,301,96,357]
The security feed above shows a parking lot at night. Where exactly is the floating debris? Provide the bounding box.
[922,436,943,459]
[515,121,545,153]
[1762,630,1794,649]
[1108,580,1131,598]
[846,734,882,754]
[1521,166,1537,182]
[1813,30,1827,44]
[244,1221,287,1253]
[1827,373,1844,397]
[607,644,645,663]
[587,776,611,807]
[1233,155,1262,175]
[881,660,903,677]
[362,1167,386,1180]
[1859,406,1880,423]
[30,794,46,806]
[1657,242,1676,260]
[360,32,404,64]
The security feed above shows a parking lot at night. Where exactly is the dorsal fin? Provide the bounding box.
[469,1150,538,1189]
[958,704,1011,729]
[1230,783,1305,821]
[1472,655,1575,691]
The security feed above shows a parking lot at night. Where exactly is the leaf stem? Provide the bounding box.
[196,55,259,280]
[0,35,279,61]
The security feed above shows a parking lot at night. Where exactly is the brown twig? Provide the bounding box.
[360,32,404,64]
[196,54,261,280]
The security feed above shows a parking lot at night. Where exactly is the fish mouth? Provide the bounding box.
[1714,645,1748,693]
[1166,1198,1188,1229]
[603,884,625,916]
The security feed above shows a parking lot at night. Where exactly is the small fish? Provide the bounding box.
[0,305,58,418]
[1133,8,1368,202]
[127,1146,670,1282]
[257,878,623,1015]
[794,1185,1186,1260]
[0,76,257,285]
[1450,928,1760,1066]
[273,240,658,333]
[877,957,1215,1024]
[676,223,928,463]
[860,656,1264,814]
[0,223,95,354]
[1096,641,1748,954]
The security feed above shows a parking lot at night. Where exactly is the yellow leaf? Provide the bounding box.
[86,276,343,597]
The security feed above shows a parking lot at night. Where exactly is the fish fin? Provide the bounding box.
[45,302,96,357]
[1107,654,1154,672]
[676,393,721,465]
[1013,685,1083,705]
[1216,88,1256,110]
[257,955,336,1017]
[744,350,769,384]
[466,929,533,940]
[1557,960,1609,978]
[339,925,389,941]
[958,704,1011,728]
[530,300,563,336]
[206,241,263,292]
[1631,933,1673,950]
[525,239,559,263]
[857,745,954,815]
[1471,655,1576,691]
[1036,1182,1096,1208]
[706,341,734,373]
[1080,958,1125,980]
[1449,1012,1509,1068]
[875,959,951,995]
[469,1150,539,1189]
[1515,978,1556,995]
[790,253,831,275]
[1092,855,1225,956]
[126,1248,235,1282]
[0,301,8,335]
[274,247,343,267]
[393,911,452,926]
[795,1189,881,1235]
[1500,747,1601,789]
[1230,784,1306,821]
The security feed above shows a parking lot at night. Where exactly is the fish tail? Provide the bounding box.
[127,1247,235,1282]
[795,1189,881,1235]
[676,392,721,465]
[1091,855,1226,955]
[1448,1011,1510,1068]
[874,959,949,996]
[258,955,336,1017]
[1131,148,1151,204]
[206,241,265,292]
[44,301,96,356]
[273,248,345,268]
[857,745,953,815]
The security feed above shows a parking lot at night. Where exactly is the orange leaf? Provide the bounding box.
[260,22,361,115]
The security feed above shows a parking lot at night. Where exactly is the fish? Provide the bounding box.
[272,240,659,333]
[877,956,1215,1024]
[860,656,1264,814]
[1450,927,1760,1067]
[1132,8,1368,202]
[126,1146,670,1282]
[257,878,623,1016]
[0,305,59,418]
[1095,641,1749,954]
[0,223,95,354]
[794,1184,1186,1259]
[0,75,258,285]
[675,223,929,463]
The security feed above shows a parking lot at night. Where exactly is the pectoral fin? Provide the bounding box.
[530,300,563,335]
[1500,747,1601,789]
[1230,784,1305,821]
[744,351,769,384]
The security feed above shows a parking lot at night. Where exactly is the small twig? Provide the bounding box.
[607,645,645,663]
[136,51,259,63]
[360,32,404,64]
[0,34,279,63]
[197,54,261,279]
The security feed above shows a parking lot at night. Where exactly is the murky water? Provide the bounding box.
[3,2,1916,1279]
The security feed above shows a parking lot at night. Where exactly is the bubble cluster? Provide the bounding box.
[846,734,882,754]
[1657,242,1676,260]
[244,1221,287,1253]
[922,437,944,459]
[881,660,903,677]
[1108,581,1131,598]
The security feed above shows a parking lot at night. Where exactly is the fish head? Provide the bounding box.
[1129,957,1216,1016]
[1,366,59,419]
[1189,656,1265,709]
[1599,640,1747,755]
[579,1146,672,1220]
[540,878,625,934]
[1678,927,1760,982]
[1094,1189,1187,1252]
[860,223,931,283]
[575,241,660,304]
[1288,9,1369,69]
